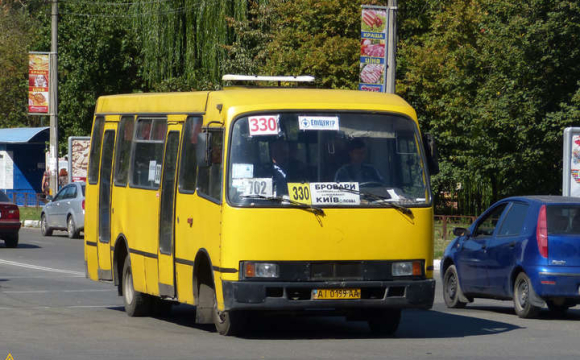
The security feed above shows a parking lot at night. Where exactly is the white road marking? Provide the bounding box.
[0,305,121,310]
[0,259,85,276]
[2,289,111,294]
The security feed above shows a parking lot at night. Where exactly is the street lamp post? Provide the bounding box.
[49,0,59,195]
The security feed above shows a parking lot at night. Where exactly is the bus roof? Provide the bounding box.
[95,88,417,120]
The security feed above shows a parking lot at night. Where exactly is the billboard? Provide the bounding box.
[359,6,388,92]
[28,53,50,114]
[563,128,580,197]
[68,136,90,183]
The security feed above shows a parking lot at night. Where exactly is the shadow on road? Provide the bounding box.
[0,243,41,249]
[114,304,523,340]
[466,304,580,321]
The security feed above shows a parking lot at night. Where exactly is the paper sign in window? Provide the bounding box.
[248,115,280,136]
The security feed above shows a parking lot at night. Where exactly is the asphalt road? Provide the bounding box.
[1,229,579,360]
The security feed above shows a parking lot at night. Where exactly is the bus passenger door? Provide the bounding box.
[158,127,181,297]
[97,127,116,280]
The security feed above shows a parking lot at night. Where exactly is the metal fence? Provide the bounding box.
[5,192,48,208]
[434,215,477,255]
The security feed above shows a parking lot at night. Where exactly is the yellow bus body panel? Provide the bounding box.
[86,88,432,314]
[219,207,434,280]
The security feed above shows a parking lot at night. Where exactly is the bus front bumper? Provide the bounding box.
[222,279,435,311]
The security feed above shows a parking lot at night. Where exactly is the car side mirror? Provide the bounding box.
[453,227,471,237]
[422,133,439,176]
[46,195,53,201]
[196,131,212,168]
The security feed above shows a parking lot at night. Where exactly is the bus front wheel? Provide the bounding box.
[368,309,401,336]
[199,282,246,336]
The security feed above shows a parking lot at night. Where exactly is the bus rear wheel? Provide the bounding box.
[122,254,151,317]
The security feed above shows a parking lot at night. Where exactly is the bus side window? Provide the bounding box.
[178,116,202,193]
[113,116,134,187]
[88,116,105,184]
[197,130,223,201]
[130,117,167,189]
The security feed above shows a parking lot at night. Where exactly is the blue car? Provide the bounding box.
[441,196,580,318]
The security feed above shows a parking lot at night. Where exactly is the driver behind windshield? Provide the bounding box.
[334,138,384,184]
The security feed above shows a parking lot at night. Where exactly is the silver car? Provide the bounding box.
[41,182,85,238]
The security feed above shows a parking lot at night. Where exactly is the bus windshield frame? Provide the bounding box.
[226,111,432,209]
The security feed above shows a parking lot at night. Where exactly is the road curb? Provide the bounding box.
[23,220,41,228]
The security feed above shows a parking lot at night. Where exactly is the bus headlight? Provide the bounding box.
[243,262,279,278]
[392,261,422,276]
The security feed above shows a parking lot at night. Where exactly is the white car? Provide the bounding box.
[41,182,85,238]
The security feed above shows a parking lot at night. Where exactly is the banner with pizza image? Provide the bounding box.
[28,53,50,114]
[360,6,388,92]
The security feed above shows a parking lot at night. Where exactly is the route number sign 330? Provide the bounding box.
[287,183,311,205]
[248,115,279,136]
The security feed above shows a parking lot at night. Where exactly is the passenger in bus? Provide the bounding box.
[334,138,384,184]
[270,140,306,196]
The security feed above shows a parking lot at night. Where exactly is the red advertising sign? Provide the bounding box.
[28,53,50,114]
[360,6,388,92]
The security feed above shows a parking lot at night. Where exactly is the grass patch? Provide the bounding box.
[19,206,43,222]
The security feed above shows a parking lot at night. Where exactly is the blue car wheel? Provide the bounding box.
[443,265,468,308]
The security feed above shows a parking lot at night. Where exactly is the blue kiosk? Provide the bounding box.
[0,127,49,206]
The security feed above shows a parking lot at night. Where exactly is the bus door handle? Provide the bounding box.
[187,217,193,227]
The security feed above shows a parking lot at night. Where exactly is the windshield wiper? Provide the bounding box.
[240,194,325,216]
[338,187,413,216]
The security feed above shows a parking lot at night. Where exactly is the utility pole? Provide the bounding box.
[49,0,59,195]
[386,0,397,94]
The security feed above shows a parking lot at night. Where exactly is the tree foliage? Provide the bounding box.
[399,0,580,214]
[31,0,144,151]
[0,2,40,127]
[133,0,252,91]
[3,0,580,214]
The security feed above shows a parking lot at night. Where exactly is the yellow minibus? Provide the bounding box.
[85,76,438,336]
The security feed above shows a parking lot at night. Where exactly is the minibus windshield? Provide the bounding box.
[227,112,430,208]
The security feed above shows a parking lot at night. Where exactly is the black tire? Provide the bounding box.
[4,233,18,248]
[122,254,152,317]
[40,214,52,237]
[443,265,468,308]
[198,282,246,336]
[513,272,541,318]
[368,309,401,336]
[67,215,79,239]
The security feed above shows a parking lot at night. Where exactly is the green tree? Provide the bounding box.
[133,0,251,91]
[31,0,144,151]
[262,0,370,89]
[0,2,40,127]
[399,0,580,214]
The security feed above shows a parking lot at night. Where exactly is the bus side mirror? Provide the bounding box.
[422,133,439,176]
[196,132,212,168]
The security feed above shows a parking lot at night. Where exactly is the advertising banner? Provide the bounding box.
[360,6,388,92]
[68,137,90,183]
[28,53,50,114]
